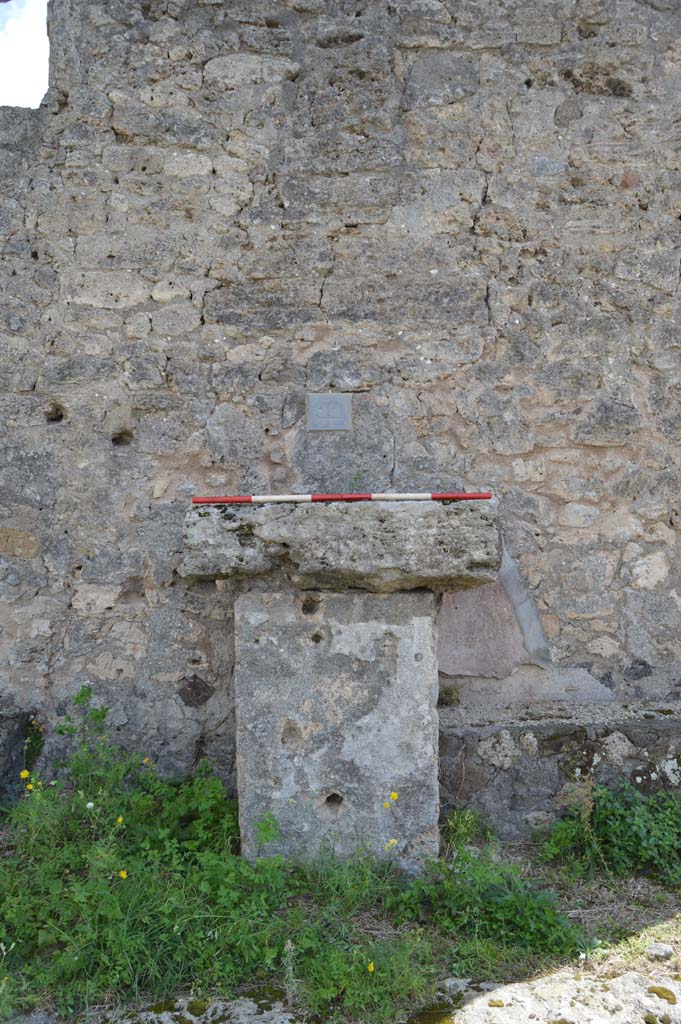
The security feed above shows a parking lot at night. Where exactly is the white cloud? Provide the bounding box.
[0,0,49,109]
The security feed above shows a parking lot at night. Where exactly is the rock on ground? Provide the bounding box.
[11,972,681,1024]
[451,971,681,1024]
[105,998,297,1024]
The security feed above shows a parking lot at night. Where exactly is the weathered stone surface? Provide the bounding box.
[404,51,480,107]
[27,969,681,1024]
[1,0,681,814]
[497,546,550,666]
[451,665,616,706]
[235,590,439,870]
[104,997,298,1024]
[437,583,529,679]
[454,972,681,1024]
[9,1014,54,1024]
[180,502,499,592]
[37,966,681,1024]
[203,54,300,88]
[60,271,151,309]
[0,528,41,559]
[440,704,681,839]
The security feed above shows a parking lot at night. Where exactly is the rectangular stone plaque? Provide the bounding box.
[235,589,440,870]
[306,392,352,431]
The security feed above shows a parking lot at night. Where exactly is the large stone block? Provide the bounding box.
[234,590,439,870]
[60,271,151,309]
[437,583,529,680]
[180,501,499,592]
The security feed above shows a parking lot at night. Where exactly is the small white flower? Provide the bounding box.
[579,952,587,960]
[86,801,94,810]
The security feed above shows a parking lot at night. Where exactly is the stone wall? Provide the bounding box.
[1,0,680,812]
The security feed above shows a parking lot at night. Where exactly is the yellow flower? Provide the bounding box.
[19,770,29,780]
[118,870,128,880]
[142,757,150,764]
[367,962,374,973]
[390,792,398,801]
[383,801,390,809]
[26,784,34,791]
[384,838,398,851]
[116,816,124,824]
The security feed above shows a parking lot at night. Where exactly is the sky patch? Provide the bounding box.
[0,0,49,108]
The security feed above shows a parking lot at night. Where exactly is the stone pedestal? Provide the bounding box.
[235,589,439,871]
[180,500,500,869]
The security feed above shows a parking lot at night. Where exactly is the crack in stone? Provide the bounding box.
[317,237,337,322]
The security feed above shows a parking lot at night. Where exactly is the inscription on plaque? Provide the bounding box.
[306,393,352,431]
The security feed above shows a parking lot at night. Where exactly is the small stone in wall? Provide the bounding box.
[0,528,41,559]
[558,503,600,528]
[477,729,518,770]
[659,758,681,787]
[203,54,300,87]
[404,52,479,108]
[518,731,538,756]
[61,270,151,309]
[620,170,641,188]
[71,584,122,614]
[587,636,622,658]
[511,457,545,482]
[632,552,669,590]
[152,477,170,499]
[164,152,213,177]
[600,731,637,768]
[151,279,191,302]
[178,675,215,707]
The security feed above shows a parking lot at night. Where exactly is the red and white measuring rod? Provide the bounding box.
[192,492,493,505]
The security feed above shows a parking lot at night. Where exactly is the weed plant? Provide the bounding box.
[0,691,582,1022]
[541,780,681,886]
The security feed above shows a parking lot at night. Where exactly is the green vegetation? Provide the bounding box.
[441,806,489,850]
[0,691,582,1023]
[540,781,681,886]
[387,850,580,958]
[437,684,461,708]
[21,716,45,771]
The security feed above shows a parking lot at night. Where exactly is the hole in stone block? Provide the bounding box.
[310,630,323,644]
[0,0,49,109]
[44,400,65,423]
[111,429,134,447]
[320,791,344,816]
[281,718,303,751]
[302,595,320,615]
